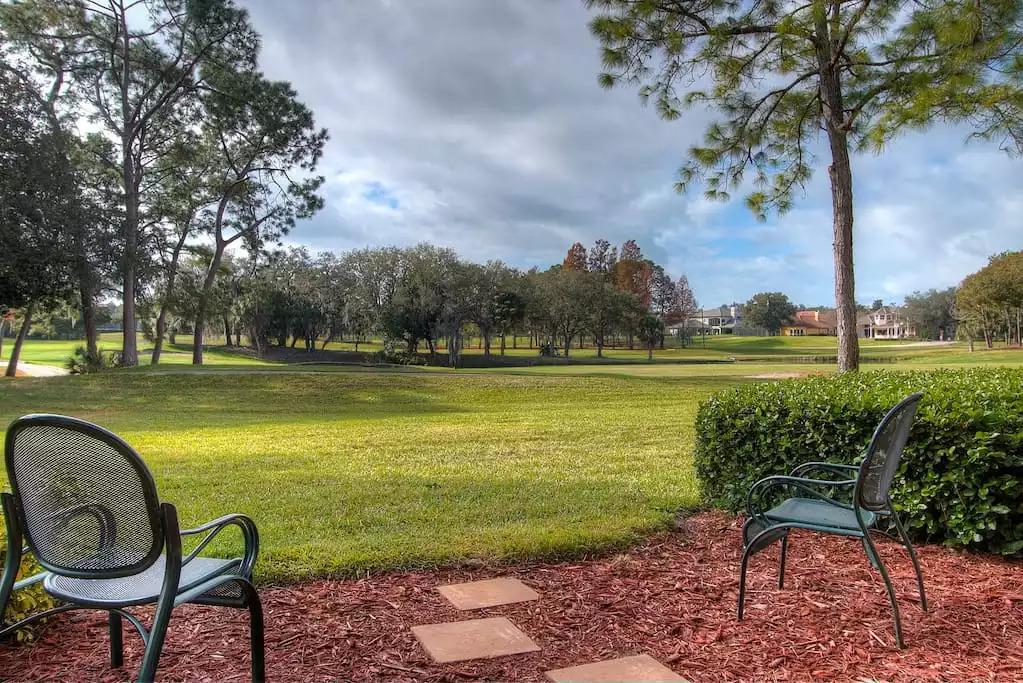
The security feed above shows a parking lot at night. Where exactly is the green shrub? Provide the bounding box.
[694,368,1023,555]
[65,346,119,374]
[0,509,55,641]
[371,340,427,366]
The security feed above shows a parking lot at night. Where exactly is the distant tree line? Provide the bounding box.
[155,240,698,367]
[956,251,1023,349]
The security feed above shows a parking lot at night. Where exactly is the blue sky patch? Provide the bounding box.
[362,181,400,210]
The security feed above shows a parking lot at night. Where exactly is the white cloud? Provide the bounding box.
[249,1,1021,307]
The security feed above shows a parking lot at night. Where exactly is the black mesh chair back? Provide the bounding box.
[856,393,923,511]
[4,414,164,578]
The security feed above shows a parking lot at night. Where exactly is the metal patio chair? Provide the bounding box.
[0,414,265,682]
[737,393,927,648]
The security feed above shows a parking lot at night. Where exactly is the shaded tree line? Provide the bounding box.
[181,240,698,367]
[956,251,1023,350]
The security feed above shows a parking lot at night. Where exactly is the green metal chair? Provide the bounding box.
[0,414,265,682]
[738,392,927,648]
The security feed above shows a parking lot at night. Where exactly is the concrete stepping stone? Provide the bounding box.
[412,616,540,663]
[545,655,687,682]
[437,577,540,610]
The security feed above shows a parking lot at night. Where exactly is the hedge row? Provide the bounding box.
[694,368,1023,555]
[0,511,55,641]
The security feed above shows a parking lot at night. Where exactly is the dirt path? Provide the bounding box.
[0,361,68,377]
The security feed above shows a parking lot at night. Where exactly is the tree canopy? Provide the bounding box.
[744,292,797,335]
[957,251,1023,347]
[0,71,79,375]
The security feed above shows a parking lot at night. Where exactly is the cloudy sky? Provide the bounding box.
[244,0,1021,308]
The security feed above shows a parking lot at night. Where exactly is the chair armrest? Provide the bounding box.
[180,514,259,578]
[746,475,856,527]
[13,571,47,591]
[789,461,860,478]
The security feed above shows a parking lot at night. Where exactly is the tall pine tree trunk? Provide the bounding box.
[152,230,189,366]
[121,172,139,365]
[827,135,859,373]
[119,47,139,367]
[5,303,34,377]
[80,281,98,358]
[192,242,226,365]
[816,5,860,372]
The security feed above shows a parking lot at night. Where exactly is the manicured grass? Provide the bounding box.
[3,333,276,368]
[0,370,733,582]
[308,333,1023,364]
[12,331,1019,369]
[4,334,1021,583]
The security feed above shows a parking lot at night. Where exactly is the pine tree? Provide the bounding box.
[588,0,1023,371]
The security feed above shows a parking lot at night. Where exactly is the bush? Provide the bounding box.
[65,346,119,374]
[0,510,55,641]
[694,368,1023,556]
[371,340,426,366]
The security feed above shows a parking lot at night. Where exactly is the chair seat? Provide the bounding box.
[45,556,241,607]
[765,497,875,531]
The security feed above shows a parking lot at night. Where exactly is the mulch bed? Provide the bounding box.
[2,512,1021,682]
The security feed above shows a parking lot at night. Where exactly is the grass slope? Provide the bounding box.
[3,335,1020,582]
[0,371,730,582]
[10,332,1021,370]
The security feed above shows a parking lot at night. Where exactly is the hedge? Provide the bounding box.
[0,510,55,641]
[694,368,1023,556]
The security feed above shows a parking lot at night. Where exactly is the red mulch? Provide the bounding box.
[2,512,1021,682]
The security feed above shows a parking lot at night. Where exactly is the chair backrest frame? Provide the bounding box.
[854,393,924,513]
[4,414,165,579]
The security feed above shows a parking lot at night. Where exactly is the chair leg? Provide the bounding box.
[109,612,124,668]
[137,601,174,683]
[861,536,881,570]
[737,544,752,620]
[778,535,788,589]
[862,533,904,649]
[891,512,928,612]
[243,582,266,683]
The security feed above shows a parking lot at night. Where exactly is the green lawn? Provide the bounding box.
[3,333,276,368]
[10,331,1018,369]
[3,334,1021,583]
[0,370,735,582]
[311,333,1022,364]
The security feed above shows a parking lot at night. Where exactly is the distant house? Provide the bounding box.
[687,305,743,335]
[665,319,710,337]
[781,310,838,336]
[858,306,916,339]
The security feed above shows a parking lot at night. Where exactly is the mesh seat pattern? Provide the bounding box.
[8,422,161,574]
[765,497,876,530]
[45,556,239,606]
[858,396,921,511]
